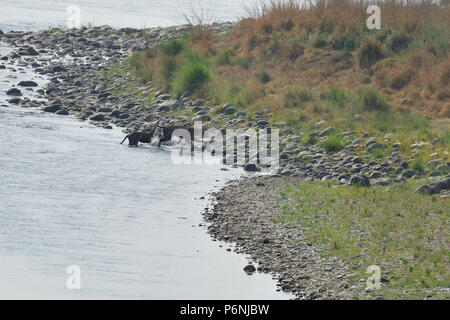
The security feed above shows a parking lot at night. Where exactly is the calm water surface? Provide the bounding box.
[0,0,258,31]
[0,0,289,299]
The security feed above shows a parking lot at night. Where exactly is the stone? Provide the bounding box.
[6,88,22,96]
[7,98,21,104]
[89,113,105,121]
[318,126,336,137]
[55,109,69,115]
[402,170,417,178]
[244,164,260,172]
[314,120,327,128]
[50,65,67,73]
[158,99,181,111]
[42,105,61,113]
[426,159,442,168]
[18,80,38,87]
[416,178,450,195]
[224,106,236,115]
[244,265,256,275]
[20,46,39,56]
[349,175,370,187]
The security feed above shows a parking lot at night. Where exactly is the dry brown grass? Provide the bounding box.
[131,0,449,122]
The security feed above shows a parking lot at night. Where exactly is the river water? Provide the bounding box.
[0,0,258,32]
[0,1,289,300]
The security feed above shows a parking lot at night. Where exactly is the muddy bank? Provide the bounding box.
[204,175,359,300]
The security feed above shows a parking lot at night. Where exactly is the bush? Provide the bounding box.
[328,85,347,107]
[302,134,317,145]
[256,71,271,83]
[160,56,177,89]
[216,49,232,65]
[411,157,425,173]
[321,133,345,152]
[172,60,211,97]
[358,87,390,112]
[386,30,411,52]
[160,39,184,56]
[358,38,385,68]
[419,25,449,56]
[389,68,415,90]
[372,147,385,159]
[333,34,358,51]
[284,87,314,108]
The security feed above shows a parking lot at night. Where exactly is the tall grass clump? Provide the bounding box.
[358,38,385,68]
[160,39,185,56]
[328,85,348,107]
[172,59,211,97]
[358,87,390,112]
[411,157,425,173]
[321,133,345,152]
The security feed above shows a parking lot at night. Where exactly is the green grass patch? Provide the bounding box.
[172,59,211,98]
[411,157,425,173]
[279,181,450,299]
[358,87,390,112]
[321,133,345,152]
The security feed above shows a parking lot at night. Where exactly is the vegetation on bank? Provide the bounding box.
[128,0,449,162]
[279,181,449,299]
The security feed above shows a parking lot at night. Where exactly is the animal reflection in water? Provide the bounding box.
[120,125,200,147]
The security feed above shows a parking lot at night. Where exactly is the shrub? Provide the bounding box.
[160,39,184,56]
[358,38,385,68]
[333,34,358,51]
[419,25,449,56]
[233,56,251,69]
[284,87,314,108]
[172,60,211,97]
[216,49,232,65]
[328,85,348,107]
[288,41,305,61]
[372,147,385,159]
[389,68,415,90]
[312,35,328,48]
[358,87,390,112]
[386,30,411,52]
[321,133,345,152]
[302,134,317,145]
[411,157,425,173]
[256,70,271,83]
[160,56,177,89]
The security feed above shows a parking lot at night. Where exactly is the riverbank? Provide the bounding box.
[204,175,360,300]
[206,175,449,300]
[1,16,448,299]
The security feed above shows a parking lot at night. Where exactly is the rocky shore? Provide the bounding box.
[1,25,448,190]
[204,175,360,300]
[1,24,448,299]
